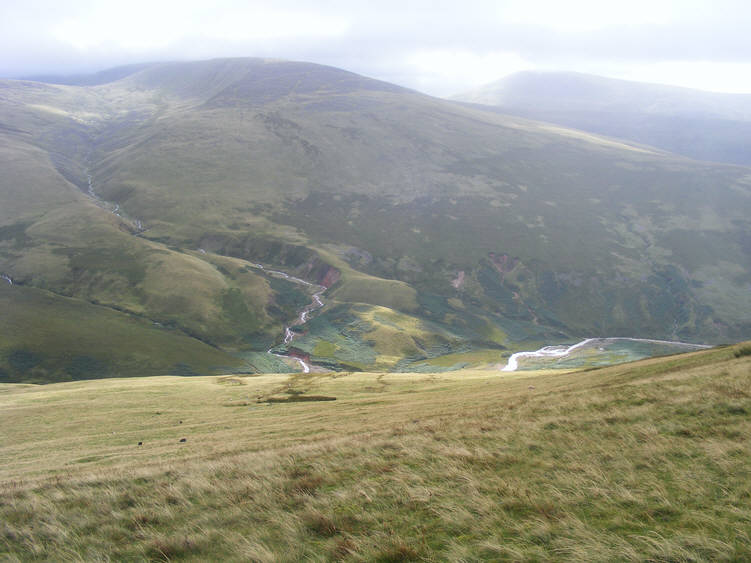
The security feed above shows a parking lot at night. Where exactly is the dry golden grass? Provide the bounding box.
[1,344,750,561]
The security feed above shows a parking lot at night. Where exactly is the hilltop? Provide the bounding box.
[1,58,750,381]
[1,342,750,560]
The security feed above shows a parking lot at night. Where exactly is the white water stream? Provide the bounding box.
[249,262,327,373]
[501,337,710,372]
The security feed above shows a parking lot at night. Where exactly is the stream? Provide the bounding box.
[247,262,327,373]
[501,337,710,371]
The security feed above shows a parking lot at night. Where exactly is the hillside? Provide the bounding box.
[1,342,750,560]
[2,58,751,381]
[453,71,751,166]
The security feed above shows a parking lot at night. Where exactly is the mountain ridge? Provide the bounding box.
[453,70,751,165]
[453,71,751,118]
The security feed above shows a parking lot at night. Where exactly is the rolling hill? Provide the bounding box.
[2,58,750,381]
[453,71,751,166]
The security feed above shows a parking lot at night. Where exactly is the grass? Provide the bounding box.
[0,284,242,382]
[1,342,750,560]
[328,273,418,314]
[290,303,467,371]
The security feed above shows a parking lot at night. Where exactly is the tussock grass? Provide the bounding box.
[1,343,750,560]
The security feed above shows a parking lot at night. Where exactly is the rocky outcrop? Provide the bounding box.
[451,270,465,290]
[287,348,311,364]
[488,253,518,280]
[319,266,341,288]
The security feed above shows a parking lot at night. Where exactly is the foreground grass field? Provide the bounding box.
[1,343,750,561]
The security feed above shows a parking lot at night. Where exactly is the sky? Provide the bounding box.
[2,0,751,97]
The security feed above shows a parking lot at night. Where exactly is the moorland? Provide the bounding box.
[1,343,750,560]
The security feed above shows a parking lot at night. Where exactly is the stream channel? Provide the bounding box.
[502,337,710,371]
[247,262,326,373]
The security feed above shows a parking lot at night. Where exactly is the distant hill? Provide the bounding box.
[454,71,751,165]
[1,58,750,382]
[21,63,155,86]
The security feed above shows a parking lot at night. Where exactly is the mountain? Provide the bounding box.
[1,58,750,382]
[453,71,751,166]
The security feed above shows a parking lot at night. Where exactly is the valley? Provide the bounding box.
[1,55,750,562]
[4,0,751,556]
[1,58,750,383]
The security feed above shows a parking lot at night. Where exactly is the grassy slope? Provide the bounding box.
[1,343,750,560]
[0,144,267,380]
[89,60,751,344]
[0,78,290,380]
[0,284,242,382]
[0,124,243,379]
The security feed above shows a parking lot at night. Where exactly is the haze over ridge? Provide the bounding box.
[454,70,751,165]
[4,1,751,96]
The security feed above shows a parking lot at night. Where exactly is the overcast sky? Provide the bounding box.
[2,0,751,97]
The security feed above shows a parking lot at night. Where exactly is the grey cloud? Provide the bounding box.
[3,1,751,94]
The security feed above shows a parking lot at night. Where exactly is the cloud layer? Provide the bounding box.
[3,0,751,96]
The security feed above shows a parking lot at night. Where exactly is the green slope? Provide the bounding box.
[1,58,750,380]
[0,284,242,383]
[1,343,750,560]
